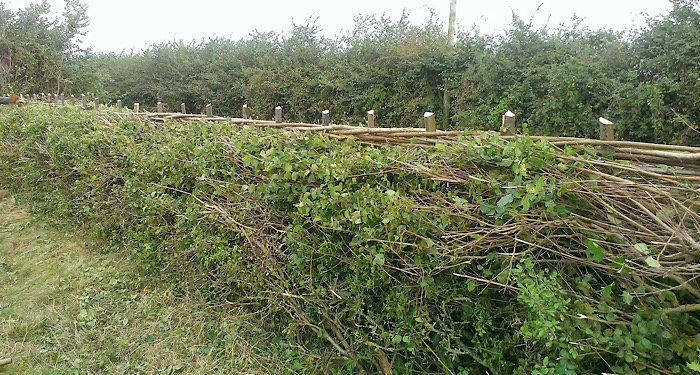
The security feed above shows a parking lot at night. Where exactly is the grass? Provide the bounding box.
[0,190,282,374]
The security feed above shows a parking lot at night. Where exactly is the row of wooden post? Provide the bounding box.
[27,93,617,142]
[498,110,615,142]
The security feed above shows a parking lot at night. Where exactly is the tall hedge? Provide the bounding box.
[1,105,698,374]
[63,2,698,147]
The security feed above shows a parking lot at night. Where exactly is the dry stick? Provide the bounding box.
[374,349,392,375]
[322,311,352,353]
[629,197,699,253]
[505,136,700,153]
[565,162,699,218]
[662,303,700,314]
[554,154,700,182]
[453,272,520,292]
[615,147,700,161]
[0,358,11,366]
[617,156,699,170]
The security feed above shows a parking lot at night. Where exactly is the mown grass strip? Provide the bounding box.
[0,190,280,374]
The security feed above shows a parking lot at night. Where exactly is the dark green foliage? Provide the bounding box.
[622,0,700,145]
[1,105,698,374]
[0,0,88,94]
[4,2,700,145]
[82,3,700,145]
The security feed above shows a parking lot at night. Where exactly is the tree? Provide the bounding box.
[0,0,88,94]
[53,0,90,94]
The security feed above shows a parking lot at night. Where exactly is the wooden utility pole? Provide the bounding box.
[447,0,457,46]
[443,0,457,129]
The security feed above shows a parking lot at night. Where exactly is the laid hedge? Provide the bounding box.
[1,105,699,374]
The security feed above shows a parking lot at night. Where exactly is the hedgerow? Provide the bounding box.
[1,105,699,374]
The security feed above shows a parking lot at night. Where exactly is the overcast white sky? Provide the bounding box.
[7,0,673,53]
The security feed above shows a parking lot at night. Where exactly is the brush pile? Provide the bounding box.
[2,105,699,374]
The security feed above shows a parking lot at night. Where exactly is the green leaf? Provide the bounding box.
[688,362,700,372]
[633,243,649,255]
[586,239,605,262]
[607,213,621,225]
[373,253,385,266]
[521,196,531,211]
[601,283,613,299]
[645,257,661,268]
[497,194,514,207]
[622,291,633,304]
[479,202,495,215]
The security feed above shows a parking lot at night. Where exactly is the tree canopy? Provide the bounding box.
[0,0,88,94]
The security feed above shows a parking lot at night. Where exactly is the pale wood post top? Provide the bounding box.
[424,112,437,132]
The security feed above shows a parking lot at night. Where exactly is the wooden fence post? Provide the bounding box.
[81,94,87,108]
[599,117,614,141]
[501,111,516,136]
[600,117,614,152]
[134,103,139,113]
[157,101,164,113]
[181,103,186,114]
[94,98,99,110]
[54,94,60,106]
[117,99,122,112]
[242,104,248,119]
[205,103,213,117]
[367,110,375,128]
[424,112,436,132]
[275,106,282,123]
[322,109,330,126]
